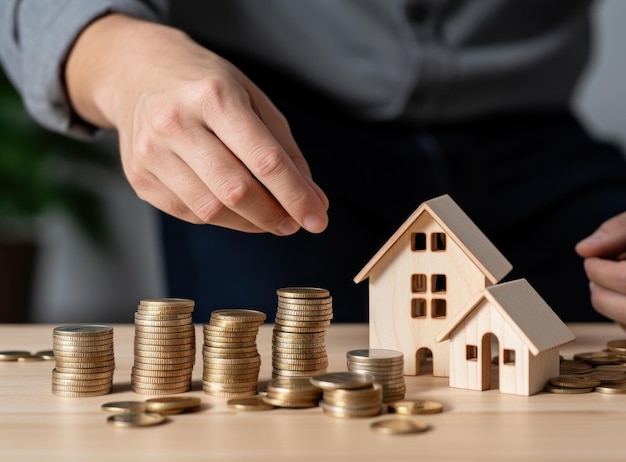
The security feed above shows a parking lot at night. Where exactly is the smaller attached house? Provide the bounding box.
[436,279,575,396]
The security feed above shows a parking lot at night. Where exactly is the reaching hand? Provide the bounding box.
[575,211,626,325]
[65,14,328,235]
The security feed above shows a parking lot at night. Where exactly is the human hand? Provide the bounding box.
[575,211,626,325]
[65,14,328,235]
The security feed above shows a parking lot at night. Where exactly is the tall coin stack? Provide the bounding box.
[132,298,196,395]
[347,349,406,403]
[272,287,332,378]
[202,309,266,397]
[52,325,114,397]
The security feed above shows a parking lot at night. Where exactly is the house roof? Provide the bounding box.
[435,279,575,355]
[353,194,512,284]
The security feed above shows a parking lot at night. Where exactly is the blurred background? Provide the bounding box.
[0,0,624,324]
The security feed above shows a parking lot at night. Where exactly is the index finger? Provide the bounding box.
[200,83,329,234]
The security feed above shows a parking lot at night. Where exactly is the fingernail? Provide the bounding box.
[303,213,328,234]
[277,219,300,236]
[578,232,606,246]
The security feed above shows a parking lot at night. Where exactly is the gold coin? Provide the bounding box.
[107,412,166,427]
[210,309,266,323]
[53,325,113,336]
[543,384,594,394]
[101,401,146,413]
[320,401,385,418]
[595,383,626,394]
[388,400,443,415]
[34,350,55,360]
[549,375,601,388]
[144,396,201,414]
[276,287,330,299]
[16,354,45,362]
[227,395,275,411]
[309,371,374,390]
[606,339,626,354]
[0,350,34,361]
[370,418,430,435]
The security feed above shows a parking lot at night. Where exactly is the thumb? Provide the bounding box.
[576,211,626,258]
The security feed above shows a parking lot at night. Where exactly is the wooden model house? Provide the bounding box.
[354,194,512,377]
[435,279,575,395]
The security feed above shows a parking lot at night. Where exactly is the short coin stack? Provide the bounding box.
[132,298,196,395]
[202,309,265,397]
[311,371,384,418]
[347,349,406,403]
[272,287,332,378]
[262,377,323,408]
[52,325,114,397]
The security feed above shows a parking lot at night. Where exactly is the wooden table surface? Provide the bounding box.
[1,323,625,462]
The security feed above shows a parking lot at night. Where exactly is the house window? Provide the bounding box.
[431,274,446,293]
[411,233,427,251]
[466,345,478,361]
[503,349,516,365]
[411,274,427,293]
[431,232,446,251]
[431,299,447,318]
[411,299,426,318]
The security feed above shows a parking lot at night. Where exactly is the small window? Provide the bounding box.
[431,299,447,318]
[411,233,427,251]
[503,349,516,365]
[432,274,446,293]
[431,233,446,251]
[466,345,478,361]
[411,274,427,293]
[411,299,426,318]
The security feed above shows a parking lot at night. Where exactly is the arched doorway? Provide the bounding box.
[481,333,500,390]
[415,347,433,375]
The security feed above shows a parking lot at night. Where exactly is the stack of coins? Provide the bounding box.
[202,309,265,397]
[52,325,114,397]
[347,349,406,403]
[132,298,196,395]
[272,287,332,378]
[262,377,322,408]
[311,371,384,418]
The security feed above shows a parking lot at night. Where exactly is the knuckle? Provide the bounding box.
[215,176,253,208]
[249,145,286,178]
[193,198,226,224]
[150,105,184,135]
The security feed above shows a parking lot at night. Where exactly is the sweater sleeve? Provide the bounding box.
[0,0,169,139]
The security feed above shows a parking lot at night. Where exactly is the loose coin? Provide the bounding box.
[34,350,55,360]
[370,418,430,435]
[227,395,275,411]
[543,384,594,394]
[310,371,374,390]
[144,396,201,414]
[549,375,601,389]
[0,350,33,361]
[106,412,166,427]
[388,400,444,415]
[595,384,626,394]
[101,401,147,413]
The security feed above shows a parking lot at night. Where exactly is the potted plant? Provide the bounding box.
[0,70,117,322]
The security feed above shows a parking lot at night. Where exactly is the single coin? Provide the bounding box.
[144,396,202,414]
[210,309,267,323]
[101,401,147,413]
[549,375,601,389]
[543,384,594,394]
[54,325,113,336]
[227,395,275,411]
[0,350,33,361]
[276,287,330,299]
[370,418,430,435]
[34,350,55,360]
[587,369,626,384]
[388,400,444,415]
[310,371,374,390]
[606,339,626,354]
[17,354,45,362]
[595,383,626,394]
[106,412,166,427]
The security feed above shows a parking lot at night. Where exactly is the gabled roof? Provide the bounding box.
[353,194,512,284]
[435,279,575,355]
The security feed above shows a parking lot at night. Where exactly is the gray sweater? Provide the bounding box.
[0,0,593,138]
